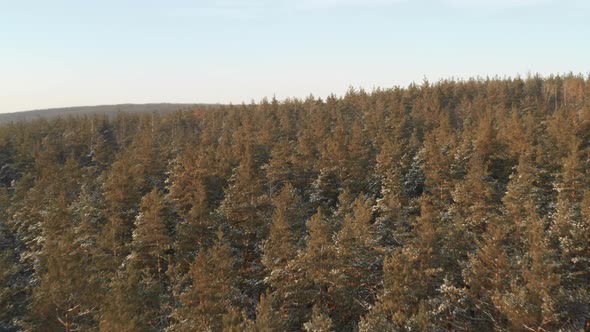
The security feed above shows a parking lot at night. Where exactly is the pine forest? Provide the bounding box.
[0,75,589,331]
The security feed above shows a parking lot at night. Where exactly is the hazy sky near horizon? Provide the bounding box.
[1,0,589,113]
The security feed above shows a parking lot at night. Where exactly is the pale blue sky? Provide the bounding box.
[1,0,588,113]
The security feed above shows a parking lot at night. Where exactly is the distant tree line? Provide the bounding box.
[0,74,589,331]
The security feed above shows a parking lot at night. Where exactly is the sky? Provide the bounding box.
[0,0,589,113]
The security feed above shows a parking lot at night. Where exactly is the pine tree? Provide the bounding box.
[331,196,381,329]
[89,115,117,168]
[167,148,219,282]
[374,135,413,248]
[265,138,295,197]
[114,189,172,330]
[100,153,143,269]
[99,269,146,332]
[218,141,272,311]
[30,194,95,331]
[421,126,459,204]
[497,201,563,331]
[309,168,342,210]
[262,183,305,272]
[299,209,337,306]
[358,303,396,332]
[550,142,589,288]
[344,120,374,195]
[175,231,239,331]
[444,156,501,292]
[548,141,589,329]
[221,306,254,332]
[130,189,170,276]
[292,111,321,194]
[271,208,337,330]
[457,214,513,330]
[303,304,333,332]
[501,151,543,242]
[130,113,168,191]
[453,145,550,330]
[252,291,283,331]
[0,188,25,330]
[363,195,444,329]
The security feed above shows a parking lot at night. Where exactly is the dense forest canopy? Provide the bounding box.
[0,104,203,125]
[1,74,589,331]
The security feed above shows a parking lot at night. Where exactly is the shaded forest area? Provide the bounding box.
[1,75,589,331]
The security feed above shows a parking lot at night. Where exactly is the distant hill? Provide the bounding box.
[0,103,213,124]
